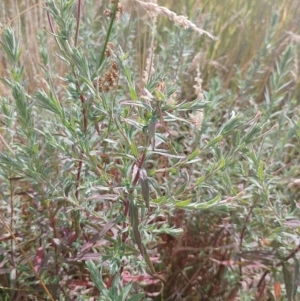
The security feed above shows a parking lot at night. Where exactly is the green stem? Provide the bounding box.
[97,0,120,69]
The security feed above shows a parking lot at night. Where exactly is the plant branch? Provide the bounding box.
[97,0,120,69]
[257,243,300,289]
[74,0,81,47]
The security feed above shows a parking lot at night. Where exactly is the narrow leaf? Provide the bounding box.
[175,199,192,207]
[188,193,222,210]
[129,201,165,283]
[139,169,150,209]
[219,157,226,169]
[127,293,145,301]
[195,176,205,186]
[203,135,223,149]
[282,264,293,301]
[130,141,138,158]
[292,257,300,299]
[174,182,187,196]
[129,201,143,255]
[258,161,264,181]
[150,151,184,159]
[86,261,106,292]
[187,148,200,161]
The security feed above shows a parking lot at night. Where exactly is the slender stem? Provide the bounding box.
[45,4,63,52]
[73,73,87,204]
[97,0,120,70]
[9,177,15,272]
[75,153,83,200]
[46,5,55,34]
[74,0,81,47]
[72,19,87,232]
[0,133,14,153]
[122,4,133,52]
[120,152,146,246]
[107,152,147,288]
[121,199,130,243]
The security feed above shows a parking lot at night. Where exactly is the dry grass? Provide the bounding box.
[136,0,216,40]
[0,1,46,93]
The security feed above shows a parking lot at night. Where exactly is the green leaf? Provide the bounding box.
[258,161,264,181]
[130,141,138,158]
[119,100,152,111]
[153,225,183,237]
[282,264,293,301]
[124,66,138,100]
[127,293,145,301]
[165,111,192,124]
[139,169,150,209]
[151,151,184,159]
[219,157,226,169]
[292,257,300,299]
[129,200,143,255]
[195,176,205,186]
[187,193,222,210]
[174,182,187,196]
[218,112,242,136]
[148,168,156,176]
[175,199,192,207]
[121,283,132,301]
[1,27,22,64]
[155,89,165,101]
[12,84,32,129]
[71,47,91,80]
[34,89,63,117]
[203,135,223,149]
[152,196,168,204]
[242,124,261,144]
[187,148,200,161]
[129,201,164,283]
[206,193,222,206]
[86,261,107,293]
[129,86,138,101]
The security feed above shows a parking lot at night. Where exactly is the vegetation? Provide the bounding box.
[0,0,300,300]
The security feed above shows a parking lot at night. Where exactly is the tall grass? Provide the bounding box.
[0,0,299,300]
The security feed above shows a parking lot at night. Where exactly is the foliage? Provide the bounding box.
[0,0,299,300]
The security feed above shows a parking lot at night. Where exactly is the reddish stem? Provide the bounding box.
[106,152,147,289]
[257,243,300,290]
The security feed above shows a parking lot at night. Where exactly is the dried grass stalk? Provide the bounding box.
[136,0,216,40]
[142,0,157,84]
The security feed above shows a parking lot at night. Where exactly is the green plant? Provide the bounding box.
[0,0,217,299]
[0,0,300,300]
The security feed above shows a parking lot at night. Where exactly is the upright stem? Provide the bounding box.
[97,0,120,69]
[74,0,81,47]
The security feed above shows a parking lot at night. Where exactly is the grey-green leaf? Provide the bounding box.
[139,168,150,209]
